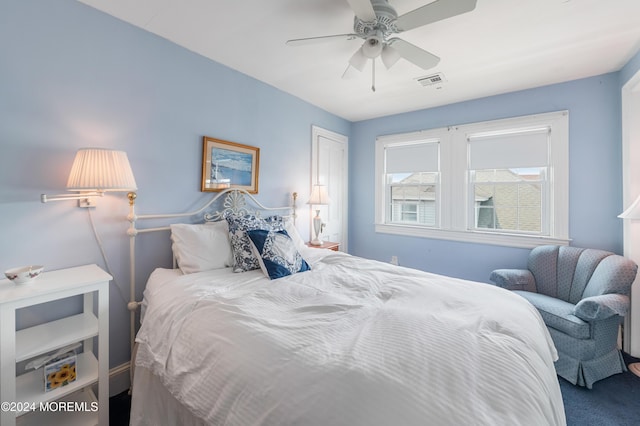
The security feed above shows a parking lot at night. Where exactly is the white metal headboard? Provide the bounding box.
[125,188,297,357]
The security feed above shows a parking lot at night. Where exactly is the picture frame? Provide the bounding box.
[201,136,260,193]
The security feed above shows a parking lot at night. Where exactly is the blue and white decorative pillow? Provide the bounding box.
[246,229,311,279]
[225,214,284,272]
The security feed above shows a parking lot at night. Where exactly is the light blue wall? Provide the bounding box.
[349,74,624,282]
[2,0,636,381]
[0,0,349,372]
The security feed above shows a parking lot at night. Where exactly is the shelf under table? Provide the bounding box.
[17,388,99,426]
[16,312,99,363]
[16,352,99,413]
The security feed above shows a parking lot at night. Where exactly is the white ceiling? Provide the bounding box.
[78,0,640,122]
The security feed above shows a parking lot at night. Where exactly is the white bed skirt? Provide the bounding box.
[130,366,206,426]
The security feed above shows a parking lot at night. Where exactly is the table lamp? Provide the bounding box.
[307,184,331,246]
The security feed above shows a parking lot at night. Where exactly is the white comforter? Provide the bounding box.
[134,249,566,426]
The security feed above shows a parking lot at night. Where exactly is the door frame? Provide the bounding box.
[311,125,349,251]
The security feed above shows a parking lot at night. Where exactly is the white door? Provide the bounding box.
[311,126,348,251]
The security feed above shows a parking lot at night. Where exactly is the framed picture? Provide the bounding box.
[201,136,260,193]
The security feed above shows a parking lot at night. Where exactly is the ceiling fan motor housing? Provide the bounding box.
[354,0,398,39]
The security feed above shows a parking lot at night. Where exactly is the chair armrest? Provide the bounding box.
[489,269,536,291]
[573,294,630,321]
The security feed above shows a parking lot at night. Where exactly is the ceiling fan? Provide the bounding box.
[286,0,477,91]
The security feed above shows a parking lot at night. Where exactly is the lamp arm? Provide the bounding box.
[41,191,105,203]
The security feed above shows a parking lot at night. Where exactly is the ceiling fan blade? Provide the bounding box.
[348,46,368,72]
[381,44,401,69]
[387,38,440,70]
[395,0,477,32]
[341,62,361,79]
[346,0,377,22]
[286,34,358,46]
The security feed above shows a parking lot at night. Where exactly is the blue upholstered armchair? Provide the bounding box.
[490,245,637,388]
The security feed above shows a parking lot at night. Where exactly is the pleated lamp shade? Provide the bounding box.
[66,148,137,192]
[307,184,332,206]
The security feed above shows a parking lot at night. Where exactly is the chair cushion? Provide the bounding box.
[573,294,630,321]
[582,255,638,299]
[513,291,590,339]
[568,249,613,303]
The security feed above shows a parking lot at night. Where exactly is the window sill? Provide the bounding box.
[375,223,570,249]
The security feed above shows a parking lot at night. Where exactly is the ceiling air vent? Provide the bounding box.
[416,72,446,87]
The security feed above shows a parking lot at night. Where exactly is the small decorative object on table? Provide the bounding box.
[4,265,44,284]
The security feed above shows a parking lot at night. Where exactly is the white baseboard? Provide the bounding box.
[109,362,131,397]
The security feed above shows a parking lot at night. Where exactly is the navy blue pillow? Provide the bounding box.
[246,229,310,279]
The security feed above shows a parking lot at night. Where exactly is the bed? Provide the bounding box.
[127,189,566,426]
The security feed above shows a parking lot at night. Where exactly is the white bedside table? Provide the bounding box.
[0,264,111,426]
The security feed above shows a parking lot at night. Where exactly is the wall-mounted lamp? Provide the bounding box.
[307,184,331,246]
[41,148,137,207]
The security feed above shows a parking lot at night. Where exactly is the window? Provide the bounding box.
[387,172,438,226]
[467,126,550,236]
[471,168,545,234]
[390,173,439,226]
[398,202,418,222]
[375,111,569,248]
[380,136,442,228]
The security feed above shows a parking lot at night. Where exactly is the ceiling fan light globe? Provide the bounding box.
[362,36,383,58]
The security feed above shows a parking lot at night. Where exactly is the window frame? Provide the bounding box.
[376,130,448,230]
[375,111,569,249]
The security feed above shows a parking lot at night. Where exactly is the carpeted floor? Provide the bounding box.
[109,390,131,426]
[110,354,640,426]
[559,352,640,426]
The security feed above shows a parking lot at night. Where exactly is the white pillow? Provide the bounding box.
[170,221,233,274]
[283,217,306,252]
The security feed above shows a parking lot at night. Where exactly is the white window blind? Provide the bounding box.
[385,141,439,173]
[468,127,549,170]
[375,111,569,248]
